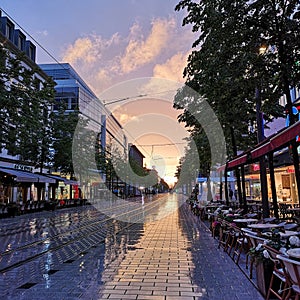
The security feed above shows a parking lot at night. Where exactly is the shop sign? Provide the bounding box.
[287,167,295,173]
[14,164,33,172]
[252,164,260,171]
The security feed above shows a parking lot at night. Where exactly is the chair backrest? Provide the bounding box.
[263,244,280,260]
[245,233,268,248]
[277,254,300,287]
[263,244,285,275]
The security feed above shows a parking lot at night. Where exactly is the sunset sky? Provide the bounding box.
[0,1,197,186]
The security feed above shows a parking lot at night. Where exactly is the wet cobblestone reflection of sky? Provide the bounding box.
[0,193,263,300]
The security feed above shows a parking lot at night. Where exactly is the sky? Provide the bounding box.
[0,0,197,186]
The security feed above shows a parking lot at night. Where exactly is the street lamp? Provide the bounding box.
[256,44,269,218]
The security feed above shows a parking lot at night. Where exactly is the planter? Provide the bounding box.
[255,260,274,297]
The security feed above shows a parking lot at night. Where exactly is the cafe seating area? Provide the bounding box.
[188,198,300,299]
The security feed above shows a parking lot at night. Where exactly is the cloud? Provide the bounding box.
[62,33,120,65]
[153,52,189,82]
[120,18,176,73]
[112,111,138,124]
[60,17,194,95]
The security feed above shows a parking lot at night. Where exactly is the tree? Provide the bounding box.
[0,43,56,167]
[175,0,287,159]
[174,0,300,167]
[52,106,79,175]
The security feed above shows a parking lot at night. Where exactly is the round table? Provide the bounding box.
[286,248,300,259]
[248,223,282,230]
[233,218,258,223]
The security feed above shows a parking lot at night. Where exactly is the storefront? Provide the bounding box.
[0,167,56,204]
[221,120,300,217]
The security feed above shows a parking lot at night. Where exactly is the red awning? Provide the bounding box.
[222,121,300,170]
[227,154,247,169]
[251,142,273,160]
[270,121,300,150]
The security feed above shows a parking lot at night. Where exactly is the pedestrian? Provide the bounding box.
[0,185,5,204]
[229,188,233,200]
[234,189,238,201]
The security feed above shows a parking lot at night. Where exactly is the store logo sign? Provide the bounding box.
[14,164,33,172]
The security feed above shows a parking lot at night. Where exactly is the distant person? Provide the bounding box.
[229,188,233,200]
[234,189,238,201]
[0,185,5,204]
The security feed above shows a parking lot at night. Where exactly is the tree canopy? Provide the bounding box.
[0,44,56,169]
[174,0,300,174]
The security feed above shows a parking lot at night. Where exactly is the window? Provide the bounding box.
[18,36,25,51]
[70,97,78,110]
[6,23,13,40]
[29,45,35,60]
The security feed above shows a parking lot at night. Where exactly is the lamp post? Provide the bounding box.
[256,44,269,218]
[255,86,270,218]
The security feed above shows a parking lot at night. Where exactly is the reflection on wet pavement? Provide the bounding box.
[0,193,263,299]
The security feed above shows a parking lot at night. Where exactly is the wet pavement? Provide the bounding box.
[0,193,264,299]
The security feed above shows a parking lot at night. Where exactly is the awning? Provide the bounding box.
[270,121,300,150]
[221,121,300,170]
[0,168,55,183]
[45,174,78,185]
[30,173,56,183]
[210,177,236,182]
[0,168,38,182]
[227,154,248,169]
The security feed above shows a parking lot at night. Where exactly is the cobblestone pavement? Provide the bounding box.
[0,193,264,300]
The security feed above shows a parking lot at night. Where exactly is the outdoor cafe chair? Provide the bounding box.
[226,226,242,257]
[263,245,291,300]
[276,254,300,300]
[245,233,268,279]
[232,230,248,265]
[218,221,231,251]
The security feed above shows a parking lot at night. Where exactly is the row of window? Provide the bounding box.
[0,11,36,61]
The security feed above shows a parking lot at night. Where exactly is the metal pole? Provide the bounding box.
[268,153,279,218]
[256,87,270,218]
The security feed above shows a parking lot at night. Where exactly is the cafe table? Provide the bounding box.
[286,248,300,259]
[262,230,300,239]
[233,218,258,223]
[280,231,300,238]
[247,223,283,231]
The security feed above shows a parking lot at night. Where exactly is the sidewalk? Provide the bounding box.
[0,193,264,299]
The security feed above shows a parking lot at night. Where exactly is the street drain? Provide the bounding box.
[17,282,37,289]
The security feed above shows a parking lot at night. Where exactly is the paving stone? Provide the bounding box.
[0,195,264,299]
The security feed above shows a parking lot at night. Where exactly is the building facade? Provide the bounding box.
[0,10,59,205]
[39,63,129,200]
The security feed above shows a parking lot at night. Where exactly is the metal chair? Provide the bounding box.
[232,229,247,265]
[245,233,268,279]
[263,245,290,300]
[276,254,300,300]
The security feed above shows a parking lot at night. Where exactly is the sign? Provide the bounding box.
[252,164,260,171]
[14,164,33,172]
